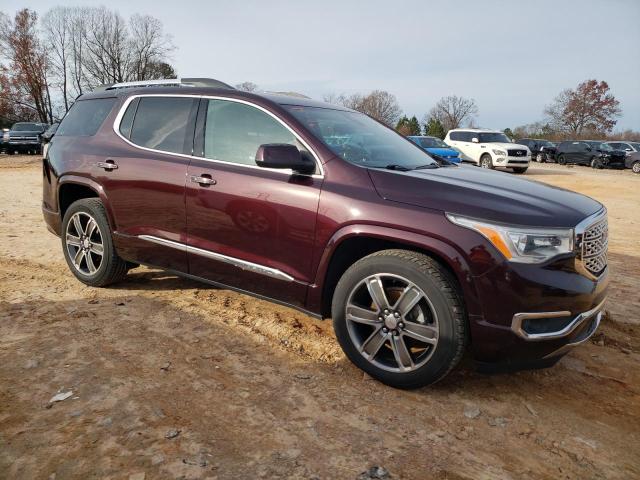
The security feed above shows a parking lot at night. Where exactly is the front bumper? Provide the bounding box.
[468,256,608,370]
[494,155,530,167]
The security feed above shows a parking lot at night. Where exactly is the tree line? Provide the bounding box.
[1,7,634,141]
[0,7,176,125]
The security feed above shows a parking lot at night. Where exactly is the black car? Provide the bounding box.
[517,138,557,163]
[555,140,626,169]
[6,122,46,155]
[605,141,640,173]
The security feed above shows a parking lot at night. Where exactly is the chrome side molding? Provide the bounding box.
[138,235,294,282]
[511,298,606,341]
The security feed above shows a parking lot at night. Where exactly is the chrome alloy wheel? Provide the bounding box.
[65,212,104,275]
[345,274,439,373]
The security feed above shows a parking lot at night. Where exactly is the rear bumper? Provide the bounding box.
[42,204,62,236]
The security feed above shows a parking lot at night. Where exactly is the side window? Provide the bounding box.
[203,99,300,166]
[461,132,474,142]
[57,98,117,137]
[449,131,462,141]
[129,97,197,154]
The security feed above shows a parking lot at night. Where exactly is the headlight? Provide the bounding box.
[492,149,507,156]
[446,214,574,263]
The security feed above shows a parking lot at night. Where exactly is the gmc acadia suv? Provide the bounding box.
[42,78,609,389]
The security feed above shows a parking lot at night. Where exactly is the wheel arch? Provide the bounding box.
[311,225,480,321]
[58,176,116,230]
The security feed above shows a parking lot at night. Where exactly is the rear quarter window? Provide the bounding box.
[57,98,117,137]
[128,97,197,154]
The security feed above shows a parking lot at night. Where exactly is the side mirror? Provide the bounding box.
[255,143,315,174]
[471,137,479,143]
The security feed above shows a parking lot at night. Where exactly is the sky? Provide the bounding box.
[5,0,640,130]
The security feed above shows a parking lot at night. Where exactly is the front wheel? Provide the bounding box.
[512,167,528,174]
[536,153,545,163]
[632,161,640,174]
[332,250,467,389]
[480,154,493,169]
[61,198,129,287]
[557,154,567,165]
[591,157,604,169]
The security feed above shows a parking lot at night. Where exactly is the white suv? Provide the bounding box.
[445,129,531,174]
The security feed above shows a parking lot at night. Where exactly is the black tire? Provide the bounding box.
[512,167,528,174]
[557,154,566,165]
[61,198,128,287]
[480,154,493,169]
[591,157,604,169]
[632,161,640,174]
[536,153,545,163]
[332,249,467,389]
[7,150,14,156]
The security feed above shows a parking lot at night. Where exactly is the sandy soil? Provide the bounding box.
[1,155,639,480]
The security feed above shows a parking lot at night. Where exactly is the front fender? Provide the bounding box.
[307,223,484,318]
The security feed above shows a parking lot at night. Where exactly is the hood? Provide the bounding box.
[367,165,602,228]
[488,142,527,150]
[425,147,460,158]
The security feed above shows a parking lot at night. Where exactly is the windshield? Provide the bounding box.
[478,132,511,143]
[587,141,606,150]
[416,137,449,148]
[12,123,42,132]
[630,143,640,151]
[285,106,437,169]
[538,140,554,147]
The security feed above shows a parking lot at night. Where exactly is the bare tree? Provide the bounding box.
[323,90,401,126]
[544,79,621,135]
[128,14,174,81]
[235,81,259,92]
[425,95,478,132]
[0,9,54,123]
[42,7,72,111]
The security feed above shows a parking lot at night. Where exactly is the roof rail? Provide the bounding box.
[98,78,235,91]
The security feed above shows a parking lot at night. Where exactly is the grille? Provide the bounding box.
[508,149,527,157]
[581,217,608,276]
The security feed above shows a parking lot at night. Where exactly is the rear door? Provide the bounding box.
[185,98,323,307]
[99,95,198,271]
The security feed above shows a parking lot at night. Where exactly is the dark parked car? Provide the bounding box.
[42,78,608,388]
[6,122,46,155]
[517,138,557,163]
[555,140,625,168]
[605,141,640,174]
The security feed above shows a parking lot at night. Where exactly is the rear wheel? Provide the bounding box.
[512,167,528,174]
[61,198,129,287]
[632,161,640,174]
[536,153,545,163]
[332,250,467,389]
[480,154,493,169]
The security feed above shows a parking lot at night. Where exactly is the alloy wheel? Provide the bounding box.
[345,273,439,373]
[633,162,640,174]
[65,212,104,275]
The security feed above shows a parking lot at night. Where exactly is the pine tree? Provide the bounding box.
[424,117,446,139]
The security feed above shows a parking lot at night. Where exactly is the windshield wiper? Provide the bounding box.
[413,163,440,169]
[378,164,412,171]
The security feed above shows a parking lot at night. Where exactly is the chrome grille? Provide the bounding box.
[580,217,608,276]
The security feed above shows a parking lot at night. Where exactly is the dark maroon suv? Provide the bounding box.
[42,78,608,388]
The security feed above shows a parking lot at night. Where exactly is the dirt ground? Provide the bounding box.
[0,155,639,480]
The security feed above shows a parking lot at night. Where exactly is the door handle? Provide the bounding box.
[97,159,118,170]
[190,174,216,186]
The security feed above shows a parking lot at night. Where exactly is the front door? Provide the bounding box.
[100,95,199,271]
[185,98,322,308]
